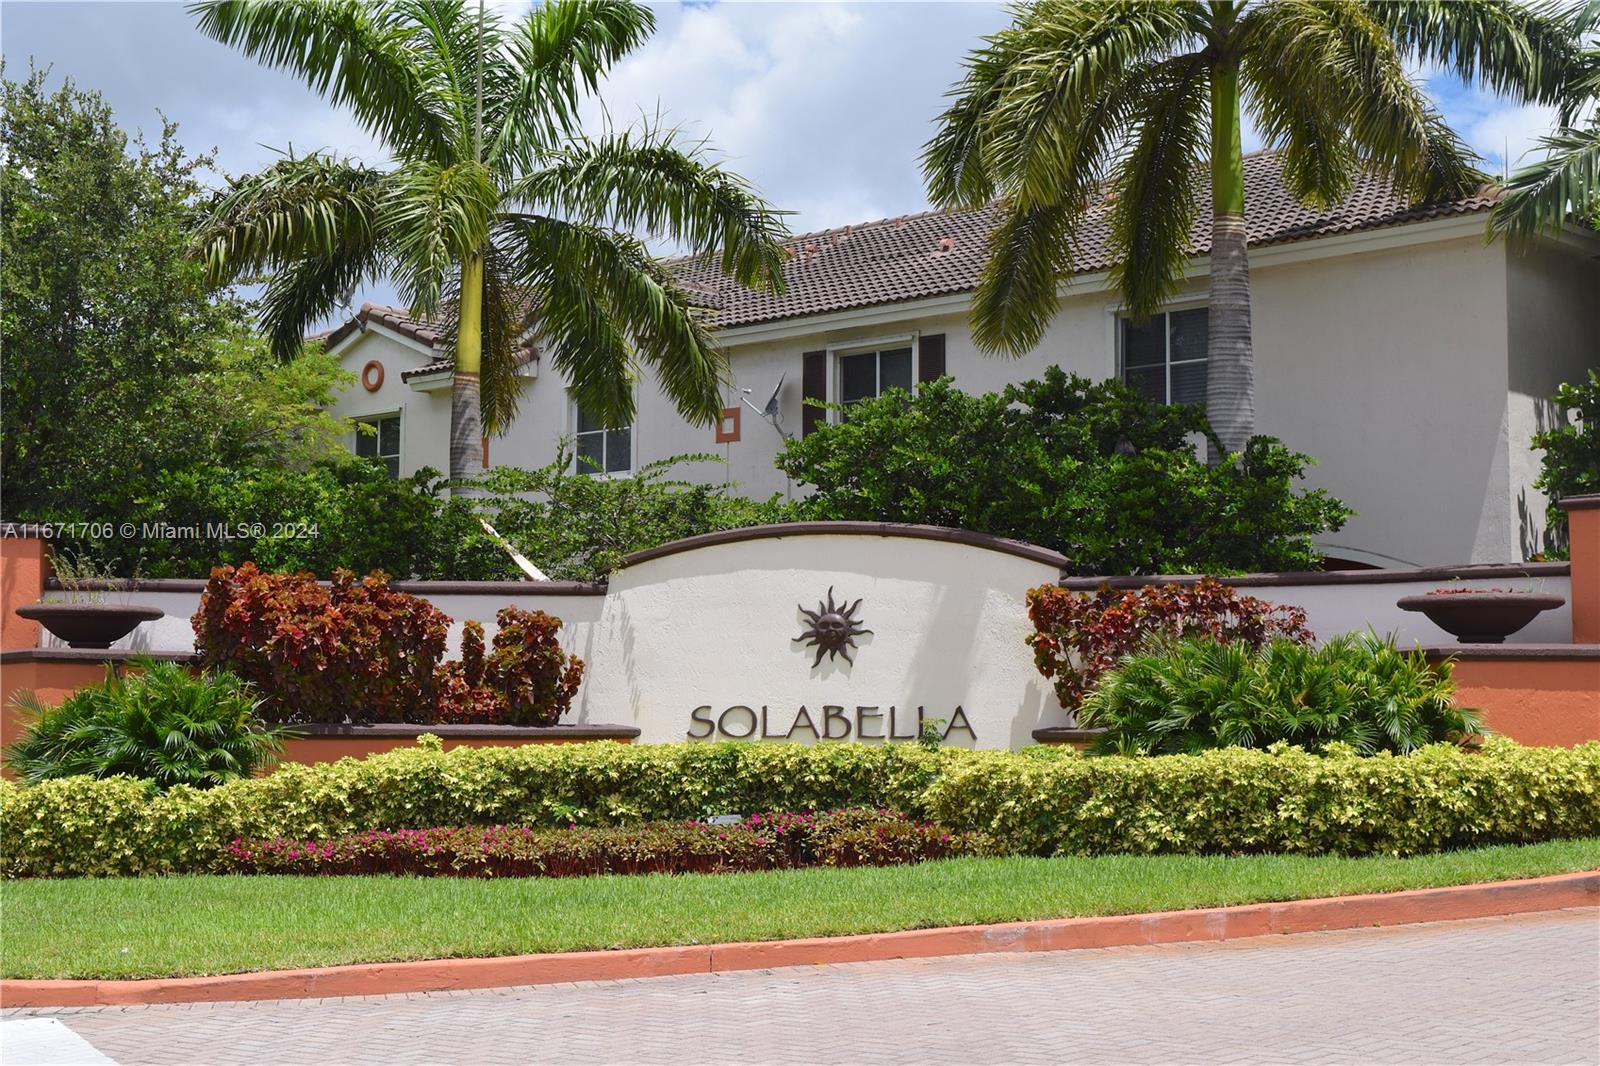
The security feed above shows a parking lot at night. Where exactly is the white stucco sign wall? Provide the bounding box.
[573,525,1070,748]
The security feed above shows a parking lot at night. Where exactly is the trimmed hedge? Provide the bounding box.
[2,738,1596,877]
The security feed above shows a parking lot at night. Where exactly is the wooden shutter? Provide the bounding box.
[802,349,827,436]
[918,333,946,385]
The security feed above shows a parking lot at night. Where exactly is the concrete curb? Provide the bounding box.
[4,871,1594,1007]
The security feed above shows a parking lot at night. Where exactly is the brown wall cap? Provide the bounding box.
[0,648,200,666]
[1422,643,1600,661]
[1054,561,1571,590]
[289,723,641,739]
[42,577,607,596]
[623,522,1069,569]
[1556,494,1600,512]
[1031,726,1106,743]
[390,580,605,597]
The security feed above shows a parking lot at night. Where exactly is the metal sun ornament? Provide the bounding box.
[794,586,872,666]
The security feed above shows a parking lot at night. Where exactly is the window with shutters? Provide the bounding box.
[354,414,401,478]
[837,344,915,410]
[803,334,944,436]
[1118,307,1208,407]
[571,399,633,476]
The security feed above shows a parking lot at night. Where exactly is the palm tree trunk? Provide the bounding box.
[1206,58,1254,464]
[450,250,485,486]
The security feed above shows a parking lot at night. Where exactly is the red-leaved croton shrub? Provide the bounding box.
[194,565,584,726]
[1026,577,1312,708]
[483,607,586,726]
[194,563,450,724]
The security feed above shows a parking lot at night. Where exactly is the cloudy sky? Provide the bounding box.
[2,0,1564,315]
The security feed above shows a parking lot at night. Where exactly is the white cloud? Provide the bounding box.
[1466,100,1559,174]
[587,1,1008,236]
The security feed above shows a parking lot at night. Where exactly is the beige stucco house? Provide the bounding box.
[324,151,1599,569]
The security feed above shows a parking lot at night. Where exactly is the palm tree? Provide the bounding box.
[925,0,1578,459]
[1492,3,1600,237]
[191,0,789,484]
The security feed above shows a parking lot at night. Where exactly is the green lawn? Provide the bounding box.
[5,839,1597,980]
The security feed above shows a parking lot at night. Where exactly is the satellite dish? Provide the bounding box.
[741,373,789,438]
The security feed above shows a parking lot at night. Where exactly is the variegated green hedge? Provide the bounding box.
[2,738,1596,877]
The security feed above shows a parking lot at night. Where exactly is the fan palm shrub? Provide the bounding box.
[1079,631,1481,756]
[924,0,1580,459]
[190,0,789,483]
[5,661,287,789]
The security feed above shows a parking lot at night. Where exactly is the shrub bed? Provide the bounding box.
[1027,578,1312,708]
[223,809,989,878]
[193,564,583,726]
[3,739,1596,878]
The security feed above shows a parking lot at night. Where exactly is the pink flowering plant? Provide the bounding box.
[224,809,991,878]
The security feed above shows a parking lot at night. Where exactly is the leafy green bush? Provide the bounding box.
[3,739,1594,877]
[1532,369,1600,557]
[46,450,788,582]
[464,448,793,581]
[1,72,360,531]
[71,462,496,580]
[1078,633,1480,756]
[3,662,286,790]
[776,370,1352,574]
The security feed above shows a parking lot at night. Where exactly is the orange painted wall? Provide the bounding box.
[1452,657,1600,748]
[1,537,48,651]
[1566,502,1599,644]
[1,660,118,753]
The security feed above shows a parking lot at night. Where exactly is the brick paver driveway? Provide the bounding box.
[6,909,1597,1066]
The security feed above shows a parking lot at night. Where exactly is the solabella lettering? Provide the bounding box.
[687,704,976,742]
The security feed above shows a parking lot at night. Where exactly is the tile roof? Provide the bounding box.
[669,150,1499,330]
[320,151,1500,346]
[323,303,447,352]
[399,358,452,382]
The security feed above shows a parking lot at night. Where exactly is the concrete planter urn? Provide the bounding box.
[1396,590,1564,644]
[15,603,164,649]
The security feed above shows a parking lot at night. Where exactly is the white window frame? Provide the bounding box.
[1115,300,1209,406]
[353,411,403,478]
[568,395,636,478]
[826,332,920,422]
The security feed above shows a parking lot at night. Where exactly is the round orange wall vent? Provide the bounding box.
[361,360,385,392]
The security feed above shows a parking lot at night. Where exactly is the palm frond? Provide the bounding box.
[1490,122,1600,237]
[511,125,790,294]
[489,0,656,170]
[922,20,1027,209]
[500,213,725,428]
[924,0,1205,212]
[1107,53,1210,319]
[258,244,389,359]
[970,201,1078,356]
[188,0,460,161]
[979,1,1203,213]
[191,152,386,286]
[393,0,507,150]
[1239,3,1360,207]
[1376,0,1582,107]
[1243,1,1483,202]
